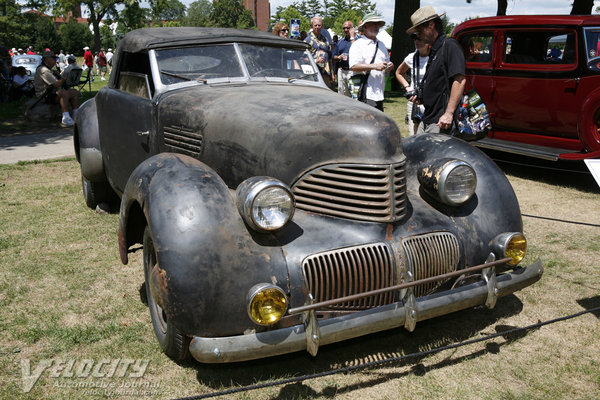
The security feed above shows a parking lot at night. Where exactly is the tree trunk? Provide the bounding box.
[571,0,594,14]
[390,0,419,91]
[497,0,508,16]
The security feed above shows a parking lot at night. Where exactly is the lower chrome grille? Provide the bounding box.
[302,243,395,310]
[402,232,460,297]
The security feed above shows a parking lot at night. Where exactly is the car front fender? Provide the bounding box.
[118,153,289,337]
[74,98,106,182]
[402,133,523,266]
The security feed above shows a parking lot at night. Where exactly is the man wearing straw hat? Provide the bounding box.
[407,6,465,134]
[349,13,394,111]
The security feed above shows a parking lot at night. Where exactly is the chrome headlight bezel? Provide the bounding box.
[246,283,288,326]
[491,232,527,266]
[236,176,295,232]
[418,158,477,206]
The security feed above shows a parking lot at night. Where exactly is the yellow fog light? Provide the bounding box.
[247,284,288,326]
[491,232,527,266]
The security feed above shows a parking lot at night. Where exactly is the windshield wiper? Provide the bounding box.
[160,70,191,81]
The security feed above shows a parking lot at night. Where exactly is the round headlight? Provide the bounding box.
[247,284,288,326]
[419,159,477,206]
[236,177,295,232]
[439,160,477,205]
[491,232,527,266]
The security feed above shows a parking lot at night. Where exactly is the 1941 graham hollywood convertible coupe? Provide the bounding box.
[74,27,543,363]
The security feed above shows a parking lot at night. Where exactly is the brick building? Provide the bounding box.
[244,0,270,31]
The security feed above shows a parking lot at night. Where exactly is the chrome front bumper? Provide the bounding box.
[189,260,543,363]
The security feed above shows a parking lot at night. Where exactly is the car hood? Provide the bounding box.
[157,83,404,187]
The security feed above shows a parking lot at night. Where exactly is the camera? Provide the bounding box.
[403,90,417,99]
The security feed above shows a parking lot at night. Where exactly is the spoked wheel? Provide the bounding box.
[143,227,190,361]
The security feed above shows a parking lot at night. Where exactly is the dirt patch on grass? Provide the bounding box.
[0,118,69,137]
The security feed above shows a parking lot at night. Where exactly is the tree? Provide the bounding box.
[59,19,93,54]
[149,0,186,22]
[115,1,149,33]
[331,8,361,37]
[185,0,213,27]
[391,0,419,90]
[571,0,594,14]
[54,0,131,52]
[269,5,310,33]
[210,0,255,29]
[0,0,32,48]
[32,14,62,52]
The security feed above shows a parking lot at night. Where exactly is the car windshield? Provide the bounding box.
[14,57,39,65]
[155,44,318,84]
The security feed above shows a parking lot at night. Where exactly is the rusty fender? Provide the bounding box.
[118,153,289,337]
[74,98,106,182]
[402,133,523,267]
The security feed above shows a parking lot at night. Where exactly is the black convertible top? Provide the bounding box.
[118,27,310,53]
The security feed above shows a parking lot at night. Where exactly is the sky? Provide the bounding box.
[265,0,600,25]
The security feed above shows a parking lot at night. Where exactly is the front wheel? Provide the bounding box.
[81,175,118,210]
[143,227,190,361]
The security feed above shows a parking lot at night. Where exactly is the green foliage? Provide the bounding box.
[0,0,32,48]
[210,0,255,29]
[149,0,186,21]
[116,1,150,33]
[269,6,310,33]
[185,0,213,27]
[100,23,116,50]
[59,20,94,55]
[331,8,362,37]
[32,15,62,53]
[279,0,376,31]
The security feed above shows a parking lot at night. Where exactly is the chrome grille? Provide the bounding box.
[163,126,203,157]
[402,232,460,297]
[302,243,395,310]
[292,162,407,223]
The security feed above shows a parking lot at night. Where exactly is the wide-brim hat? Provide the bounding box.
[359,13,385,28]
[67,55,76,61]
[83,46,90,50]
[406,6,446,34]
[42,50,54,59]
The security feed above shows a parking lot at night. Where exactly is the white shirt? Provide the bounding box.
[349,37,389,101]
[403,51,429,91]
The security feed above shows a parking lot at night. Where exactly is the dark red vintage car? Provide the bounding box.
[453,15,600,162]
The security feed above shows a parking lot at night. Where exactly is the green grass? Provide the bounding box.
[0,89,599,399]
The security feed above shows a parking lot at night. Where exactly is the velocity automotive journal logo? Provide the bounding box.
[21,358,150,393]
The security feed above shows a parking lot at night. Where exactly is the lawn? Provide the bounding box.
[0,85,599,399]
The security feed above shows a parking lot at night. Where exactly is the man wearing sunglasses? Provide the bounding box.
[332,21,356,96]
[407,6,465,134]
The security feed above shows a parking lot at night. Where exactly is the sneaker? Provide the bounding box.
[61,115,74,127]
[101,77,105,81]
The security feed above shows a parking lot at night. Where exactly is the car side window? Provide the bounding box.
[117,52,155,97]
[460,33,493,63]
[504,31,576,65]
[584,28,600,61]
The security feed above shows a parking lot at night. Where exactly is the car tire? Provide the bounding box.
[143,227,190,362]
[81,175,117,210]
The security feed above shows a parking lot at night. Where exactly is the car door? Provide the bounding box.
[491,28,580,140]
[96,52,156,193]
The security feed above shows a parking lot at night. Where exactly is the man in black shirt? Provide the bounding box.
[407,6,465,134]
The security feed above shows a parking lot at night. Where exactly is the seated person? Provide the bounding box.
[10,66,35,100]
[33,50,79,126]
[61,55,83,88]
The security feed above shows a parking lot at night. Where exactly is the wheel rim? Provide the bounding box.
[146,236,168,334]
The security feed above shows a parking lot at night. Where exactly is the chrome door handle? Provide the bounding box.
[137,131,149,137]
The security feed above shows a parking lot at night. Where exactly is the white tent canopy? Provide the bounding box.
[377,30,392,50]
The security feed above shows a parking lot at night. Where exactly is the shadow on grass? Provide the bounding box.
[577,295,600,319]
[190,294,526,396]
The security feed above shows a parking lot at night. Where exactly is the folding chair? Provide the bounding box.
[77,68,92,94]
[65,67,83,89]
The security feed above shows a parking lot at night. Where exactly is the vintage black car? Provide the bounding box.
[74,27,543,363]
